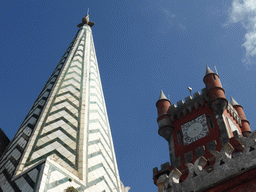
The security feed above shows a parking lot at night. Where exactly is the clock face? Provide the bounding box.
[181,114,210,146]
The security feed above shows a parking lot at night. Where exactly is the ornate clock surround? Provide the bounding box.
[181,114,210,146]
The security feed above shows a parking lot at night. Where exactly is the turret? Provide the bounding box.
[203,65,228,113]
[156,90,173,141]
[231,97,251,137]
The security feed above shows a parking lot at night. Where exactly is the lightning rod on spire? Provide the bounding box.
[87,8,89,15]
[188,87,192,97]
[214,65,218,75]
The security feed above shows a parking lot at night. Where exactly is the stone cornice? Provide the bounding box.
[157,130,256,192]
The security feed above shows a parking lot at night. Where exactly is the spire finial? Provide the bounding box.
[77,9,95,28]
[230,96,239,106]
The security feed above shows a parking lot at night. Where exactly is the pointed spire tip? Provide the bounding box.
[230,96,239,106]
[206,65,214,75]
[158,90,168,101]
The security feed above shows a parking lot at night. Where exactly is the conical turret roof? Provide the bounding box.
[231,96,239,106]
[205,65,214,75]
[158,90,168,101]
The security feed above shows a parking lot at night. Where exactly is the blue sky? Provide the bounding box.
[1,0,256,191]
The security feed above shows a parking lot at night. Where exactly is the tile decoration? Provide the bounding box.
[0,29,80,191]
[0,161,42,192]
[0,25,122,191]
[24,31,86,174]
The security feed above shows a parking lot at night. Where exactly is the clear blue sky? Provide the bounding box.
[1,0,256,191]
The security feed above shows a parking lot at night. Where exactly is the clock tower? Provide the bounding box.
[153,66,255,192]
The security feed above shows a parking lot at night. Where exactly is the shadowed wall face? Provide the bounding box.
[0,128,10,157]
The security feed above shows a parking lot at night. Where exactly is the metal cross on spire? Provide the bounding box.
[77,8,95,28]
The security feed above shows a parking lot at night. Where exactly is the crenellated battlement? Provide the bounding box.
[169,88,208,121]
[154,130,256,192]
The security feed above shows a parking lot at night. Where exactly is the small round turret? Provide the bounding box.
[156,90,171,116]
[203,65,227,112]
[156,90,173,141]
[231,97,251,137]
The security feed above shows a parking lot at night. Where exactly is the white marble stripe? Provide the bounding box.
[37,131,76,150]
[61,79,81,89]
[51,101,79,112]
[30,142,75,164]
[41,120,77,136]
[64,73,81,82]
[66,67,82,76]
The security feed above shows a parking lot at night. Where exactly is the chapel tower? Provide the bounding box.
[153,66,256,192]
[0,14,129,192]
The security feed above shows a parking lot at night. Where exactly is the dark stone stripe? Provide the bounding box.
[88,163,103,172]
[69,64,82,71]
[3,169,21,192]
[90,101,105,116]
[21,133,29,141]
[74,53,83,58]
[60,84,80,92]
[72,59,82,64]
[89,78,101,88]
[90,86,102,96]
[89,128,109,145]
[57,91,79,101]
[103,178,114,192]
[23,173,35,189]
[20,107,42,129]
[47,177,69,190]
[26,150,77,169]
[0,136,26,168]
[87,177,103,188]
[27,105,43,118]
[88,140,100,145]
[87,150,116,179]
[16,144,24,154]
[32,96,47,109]
[34,138,75,155]
[9,156,18,168]
[49,107,78,120]
[66,71,81,77]
[90,71,100,81]
[39,127,76,142]
[89,110,107,125]
[88,151,101,158]
[63,77,80,84]
[88,139,113,162]
[44,117,77,131]
[88,163,116,191]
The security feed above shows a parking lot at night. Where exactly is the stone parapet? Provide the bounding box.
[155,130,256,192]
[170,88,208,121]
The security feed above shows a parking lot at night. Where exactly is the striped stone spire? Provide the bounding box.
[0,15,128,192]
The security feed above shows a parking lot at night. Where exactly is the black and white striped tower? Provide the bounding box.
[0,14,129,192]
